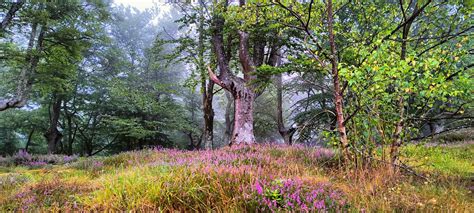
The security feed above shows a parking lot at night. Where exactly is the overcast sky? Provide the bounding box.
[113,0,157,10]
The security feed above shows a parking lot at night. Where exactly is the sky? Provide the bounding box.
[113,0,159,11]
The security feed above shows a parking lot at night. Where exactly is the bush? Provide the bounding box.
[12,150,32,165]
[0,157,13,167]
[434,128,474,143]
[1,151,80,168]
[68,157,105,175]
[252,178,348,211]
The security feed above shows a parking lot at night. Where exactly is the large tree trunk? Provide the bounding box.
[231,88,255,145]
[208,1,257,146]
[45,95,63,154]
[327,0,350,163]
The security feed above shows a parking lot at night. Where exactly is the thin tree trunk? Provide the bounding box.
[327,0,350,162]
[390,96,405,166]
[25,129,35,152]
[0,1,23,31]
[45,95,63,154]
[187,132,198,150]
[0,23,45,111]
[65,110,76,155]
[390,1,420,167]
[224,91,233,144]
[276,73,295,145]
[195,0,215,150]
[268,41,295,145]
[203,80,215,149]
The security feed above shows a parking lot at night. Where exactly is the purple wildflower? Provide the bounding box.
[255,181,264,195]
[315,200,325,209]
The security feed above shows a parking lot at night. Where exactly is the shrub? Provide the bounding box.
[27,161,48,168]
[2,151,80,168]
[252,178,348,211]
[13,150,32,165]
[0,157,13,167]
[35,154,78,165]
[68,157,106,176]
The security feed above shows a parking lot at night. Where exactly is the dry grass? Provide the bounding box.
[0,143,472,211]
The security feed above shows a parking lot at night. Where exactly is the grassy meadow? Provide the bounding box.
[0,142,472,211]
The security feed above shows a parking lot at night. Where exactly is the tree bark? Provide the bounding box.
[197,2,215,150]
[208,1,257,145]
[202,80,214,149]
[45,95,63,154]
[276,73,295,145]
[0,1,23,32]
[327,0,350,162]
[64,100,78,155]
[231,87,256,145]
[25,128,35,152]
[0,23,45,111]
[224,91,233,144]
[390,1,422,167]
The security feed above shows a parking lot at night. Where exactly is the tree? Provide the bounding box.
[274,0,472,166]
[275,73,296,145]
[174,2,216,149]
[275,0,350,161]
[208,0,283,145]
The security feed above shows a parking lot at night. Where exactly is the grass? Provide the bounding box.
[0,143,472,211]
[402,143,474,177]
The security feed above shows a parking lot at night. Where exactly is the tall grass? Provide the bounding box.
[0,143,472,211]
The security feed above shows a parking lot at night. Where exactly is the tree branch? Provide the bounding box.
[207,66,226,88]
[1,1,23,31]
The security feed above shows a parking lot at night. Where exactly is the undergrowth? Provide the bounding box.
[0,144,472,211]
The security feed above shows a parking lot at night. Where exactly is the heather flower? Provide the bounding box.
[16,192,26,198]
[255,181,264,195]
[63,155,78,163]
[253,178,347,211]
[314,200,325,209]
[153,145,164,151]
[13,150,32,164]
[314,148,335,160]
[28,161,47,168]
[93,161,104,168]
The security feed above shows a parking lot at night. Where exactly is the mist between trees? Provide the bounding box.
[0,0,472,166]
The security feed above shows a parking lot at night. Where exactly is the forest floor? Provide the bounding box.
[0,141,473,211]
